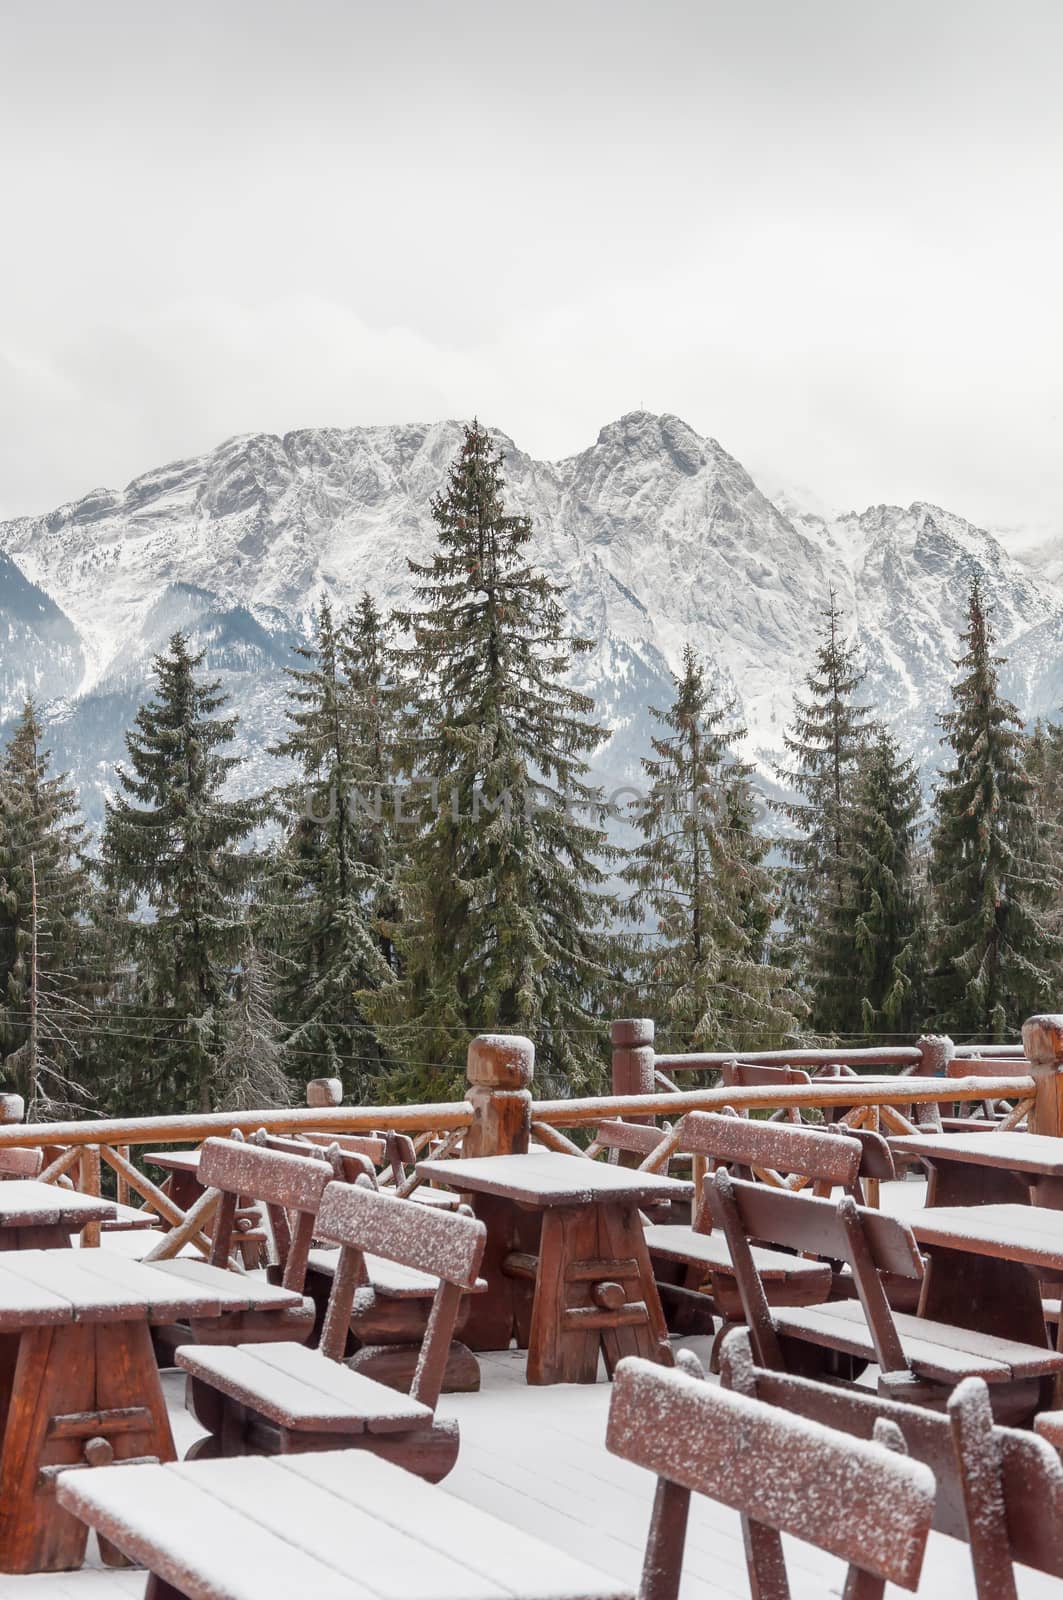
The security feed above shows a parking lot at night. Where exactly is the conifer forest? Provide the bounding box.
[3,424,1061,1120]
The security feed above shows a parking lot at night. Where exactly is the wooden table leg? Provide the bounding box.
[528,1206,600,1385]
[1031,1175,1063,1210]
[919,1244,1050,1347]
[0,1319,176,1574]
[460,1195,537,1352]
[0,1226,75,1251]
[0,1324,96,1572]
[596,1203,673,1375]
[926,1161,1029,1208]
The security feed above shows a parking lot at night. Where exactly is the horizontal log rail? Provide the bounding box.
[529,1074,1035,1128]
[0,1100,473,1151]
[652,1046,924,1072]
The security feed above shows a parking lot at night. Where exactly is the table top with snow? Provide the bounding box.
[889,1132,1063,1174]
[418,1151,693,1206]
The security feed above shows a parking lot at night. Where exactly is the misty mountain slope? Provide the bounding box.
[0,552,83,722]
[1,411,1060,824]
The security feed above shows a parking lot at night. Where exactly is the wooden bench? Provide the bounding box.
[719,1327,1063,1600]
[705,1168,1063,1420]
[152,1138,332,1365]
[176,1177,487,1481]
[644,1112,865,1351]
[606,1353,935,1598]
[250,1130,483,1394]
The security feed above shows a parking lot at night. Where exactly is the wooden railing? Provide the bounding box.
[1,1014,1059,1250]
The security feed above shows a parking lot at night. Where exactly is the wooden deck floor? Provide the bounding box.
[1,1183,1061,1599]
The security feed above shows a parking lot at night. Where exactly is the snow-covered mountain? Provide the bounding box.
[1,411,1061,826]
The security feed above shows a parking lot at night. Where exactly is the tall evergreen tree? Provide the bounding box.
[0,703,94,1116]
[268,595,399,1095]
[623,647,800,1051]
[928,579,1062,1038]
[813,730,928,1037]
[388,422,615,1095]
[772,590,875,1008]
[100,633,267,1113]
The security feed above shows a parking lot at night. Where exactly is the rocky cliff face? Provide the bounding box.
[0,411,1059,824]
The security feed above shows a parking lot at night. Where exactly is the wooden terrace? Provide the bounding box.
[0,1019,1060,1596]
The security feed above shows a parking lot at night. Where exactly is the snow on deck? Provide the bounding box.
[1,1336,1060,1599]
[2,1177,1061,1598]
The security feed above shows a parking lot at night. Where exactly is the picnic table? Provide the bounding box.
[417,1151,692,1384]
[889,1131,1063,1208]
[58,1449,631,1600]
[144,1148,205,1213]
[0,1249,303,1573]
[0,1181,115,1251]
[906,1202,1063,1354]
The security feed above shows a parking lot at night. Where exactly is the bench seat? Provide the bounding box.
[645,1223,832,1293]
[177,1340,434,1434]
[309,1248,488,1301]
[775,1299,1063,1384]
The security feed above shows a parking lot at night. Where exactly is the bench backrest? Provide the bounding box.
[0,1147,44,1178]
[721,1060,812,1089]
[300,1131,389,1166]
[607,1355,934,1597]
[593,1120,672,1161]
[719,1330,1063,1600]
[313,1178,486,1411]
[705,1169,922,1375]
[198,1137,334,1289]
[250,1129,378,1187]
[677,1110,862,1188]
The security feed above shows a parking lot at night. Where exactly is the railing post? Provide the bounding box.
[1022,1015,1063,1138]
[463,1034,533,1158]
[306,1078,343,1108]
[914,1034,955,1076]
[610,1019,655,1124]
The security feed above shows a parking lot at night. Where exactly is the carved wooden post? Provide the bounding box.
[464,1034,533,1158]
[610,1019,655,1121]
[0,1095,23,1126]
[306,1078,343,1109]
[904,1035,954,1130]
[915,1034,955,1076]
[1022,1015,1063,1139]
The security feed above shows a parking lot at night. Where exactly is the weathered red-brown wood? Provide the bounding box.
[420,1152,688,1382]
[463,1034,534,1159]
[0,1248,294,1574]
[176,1178,487,1480]
[58,1450,631,1600]
[719,1329,1063,1599]
[706,1172,1063,1417]
[1024,1014,1063,1139]
[606,1356,934,1597]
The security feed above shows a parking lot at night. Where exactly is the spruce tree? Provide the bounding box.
[928,579,1062,1038]
[772,590,875,1009]
[813,730,928,1037]
[388,422,615,1095]
[268,595,399,1095]
[100,632,267,1114]
[0,703,94,1116]
[624,647,800,1052]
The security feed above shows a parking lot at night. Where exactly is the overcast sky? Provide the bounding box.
[1,0,1060,535]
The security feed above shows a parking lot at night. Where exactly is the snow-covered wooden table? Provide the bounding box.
[0,1182,115,1251]
[0,1251,303,1575]
[417,1153,691,1384]
[906,1201,1063,1354]
[57,1449,633,1600]
[890,1131,1063,1207]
